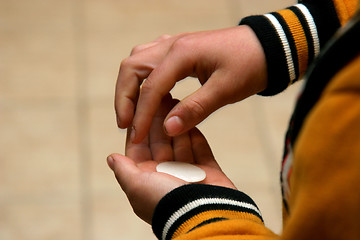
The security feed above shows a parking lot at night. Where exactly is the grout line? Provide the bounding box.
[72,0,93,239]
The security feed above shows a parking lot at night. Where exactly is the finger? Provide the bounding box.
[130,35,172,55]
[154,34,172,41]
[149,94,174,162]
[125,126,152,163]
[190,128,220,169]
[173,132,194,163]
[131,45,196,143]
[130,42,159,56]
[115,38,176,129]
[164,71,230,136]
[115,56,152,129]
[107,153,141,192]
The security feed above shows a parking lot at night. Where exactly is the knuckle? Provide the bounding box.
[171,36,192,52]
[120,56,142,75]
[140,78,154,92]
[157,34,171,41]
[120,57,133,69]
[130,44,145,55]
[184,98,207,120]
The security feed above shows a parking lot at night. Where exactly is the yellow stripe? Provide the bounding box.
[172,209,262,239]
[332,0,358,25]
[278,9,309,79]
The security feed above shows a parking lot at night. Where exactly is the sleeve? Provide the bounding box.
[151,56,360,240]
[152,184,278,240]
[239,0,358,96]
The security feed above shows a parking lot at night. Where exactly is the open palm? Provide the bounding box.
[107,95,236,224]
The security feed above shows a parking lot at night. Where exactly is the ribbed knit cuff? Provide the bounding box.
[240,15,291,96]
[239,2,340,96]
[152,184,262,240]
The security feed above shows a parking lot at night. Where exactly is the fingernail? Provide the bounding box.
[107,155,114,170]
[116,115,121,128]
[164,116,184,136]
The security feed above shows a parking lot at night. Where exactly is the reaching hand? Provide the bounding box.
[107,95,236,224]
[115,25,267,143]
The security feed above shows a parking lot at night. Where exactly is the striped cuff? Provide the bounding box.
[152,184,263,240]
[240,2,340,96]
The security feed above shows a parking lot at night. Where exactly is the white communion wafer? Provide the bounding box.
[156,161,206,183]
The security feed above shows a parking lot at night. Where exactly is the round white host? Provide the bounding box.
[156,161,206,183]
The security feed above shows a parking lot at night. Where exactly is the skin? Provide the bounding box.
[115,25,267,143]
[107,95,236,224]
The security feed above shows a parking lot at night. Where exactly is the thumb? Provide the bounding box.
[164,74,229,136]
[107,153,140,192]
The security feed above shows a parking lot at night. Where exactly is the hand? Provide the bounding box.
[107,95,236,224]
[115,25,267,143]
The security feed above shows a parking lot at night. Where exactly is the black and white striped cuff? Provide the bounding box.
[152,184,262,240]
[240,2,340,96]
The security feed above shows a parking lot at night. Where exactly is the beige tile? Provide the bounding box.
[0,0,77,99]
[91,191,154,240]
[0,100,82,239]
[0,100,80,198]
[0,201,82,240]
[238,0,297,16]
[0,0,83,238]
[87,98,124,190]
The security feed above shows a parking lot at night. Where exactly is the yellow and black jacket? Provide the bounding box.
[151,1,360,240]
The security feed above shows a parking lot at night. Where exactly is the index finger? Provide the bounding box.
[115,36,181,129]
[130,47,196,143]
[115,56,154,129]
